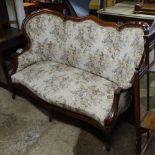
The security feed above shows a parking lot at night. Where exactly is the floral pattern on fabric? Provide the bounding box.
[64,21,144,89]
[17,43,42,72]
[17,14,65,72]
[12,61,121,125]
[16,13,144,89]
[12,13,144,125]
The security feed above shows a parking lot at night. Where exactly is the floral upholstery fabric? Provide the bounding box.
[65,21,144,89]
[17,14,65,72]
[13,13,144,125]
[17,44,42,72]
[12,61,122,125]
[16,13,144,89]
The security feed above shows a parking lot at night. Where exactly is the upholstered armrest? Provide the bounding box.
[117,86,132,114]
[115,86,132,115]
[119,83,132,90]
[11,47,41,74]
[17,48,41,72]
[9,47,42,76]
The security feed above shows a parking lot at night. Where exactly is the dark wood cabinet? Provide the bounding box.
[0,0,26,89]
[0,28,26,89]
[135,0,155,15]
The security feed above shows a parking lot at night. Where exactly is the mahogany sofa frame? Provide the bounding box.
[9,9,154,151]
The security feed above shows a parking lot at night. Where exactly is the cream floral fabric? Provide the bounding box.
[16,13,144,89]
[13,13,144,125]
[17,44,42,72]
[17,14,65,72]
[12,61,121,125]
[65,21,144,89]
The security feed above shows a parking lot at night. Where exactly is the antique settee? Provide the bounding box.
[10,9,149,149]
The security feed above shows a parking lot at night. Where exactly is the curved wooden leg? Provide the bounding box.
[12,91,16,99]
[136,127,142,155]
[105,143,111,151]
[102,129,112,151]
[104,134,111,151]
[10,85,16,99]
[49,110,54,122]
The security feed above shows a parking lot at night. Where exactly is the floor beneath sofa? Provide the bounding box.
[1,74,155,155]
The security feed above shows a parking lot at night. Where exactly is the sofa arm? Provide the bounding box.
[117,87,132,115]
[104,86,132,128]
[17,49,41,72]
[114,86,132,116]
[10,47,41,75]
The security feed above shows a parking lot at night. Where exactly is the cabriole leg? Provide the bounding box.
[12,91,16,99]
[103,130,112,151]
[49,110,54,122]
[104,134,111,151]
[136,127,142,154]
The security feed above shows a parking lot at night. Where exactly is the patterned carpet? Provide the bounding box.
[0,73,155,155]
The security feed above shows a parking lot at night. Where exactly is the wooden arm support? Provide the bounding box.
[104,86,132,129]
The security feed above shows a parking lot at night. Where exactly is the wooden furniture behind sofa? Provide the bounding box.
[0,28,26,89]
[134,0,155,15]
[135,20,155,155]
[24,1,38,16]
[0,0,26,89]
[98,0,155,25]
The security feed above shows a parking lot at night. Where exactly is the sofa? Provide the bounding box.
[10,9,149,149]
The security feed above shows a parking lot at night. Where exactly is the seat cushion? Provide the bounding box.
[11,61,119,125]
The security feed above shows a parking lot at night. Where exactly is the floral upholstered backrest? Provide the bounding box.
[25,13,65,61]
[19,11,144,89]
[17,12,65,72]
[64,20,144,88]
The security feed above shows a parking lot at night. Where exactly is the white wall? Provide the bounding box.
[6,0,25,29]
